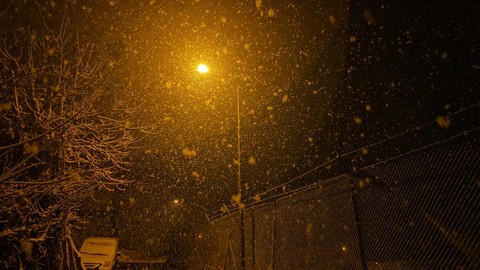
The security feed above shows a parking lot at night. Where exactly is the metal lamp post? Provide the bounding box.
[197,64,246,269]
[236,85,246,270]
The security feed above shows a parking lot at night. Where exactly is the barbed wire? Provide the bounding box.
[208,103,479,220]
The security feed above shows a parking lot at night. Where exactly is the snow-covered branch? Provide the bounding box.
[0,5,158,268]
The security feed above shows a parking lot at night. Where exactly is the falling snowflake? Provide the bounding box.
[182,148,197,157]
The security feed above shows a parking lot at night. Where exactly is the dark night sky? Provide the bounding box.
[135,0,348,212]
[2,0,479,250]
[81,0,354,213]
[101,0,479,216]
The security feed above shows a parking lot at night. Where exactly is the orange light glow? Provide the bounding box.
[197,64,209,73]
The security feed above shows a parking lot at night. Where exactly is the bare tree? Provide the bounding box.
[0,7,153,269]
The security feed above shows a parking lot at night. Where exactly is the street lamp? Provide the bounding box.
[197,64,209,74]
[196,64,246,270]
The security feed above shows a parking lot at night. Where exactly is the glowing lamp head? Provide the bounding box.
[197,64,209,73]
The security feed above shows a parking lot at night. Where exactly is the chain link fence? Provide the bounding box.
[184,128,479,269]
